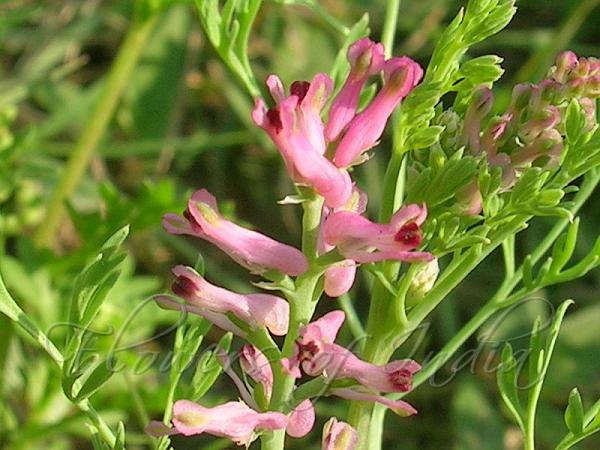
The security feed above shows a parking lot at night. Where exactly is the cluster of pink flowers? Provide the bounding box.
[462,52,600,200]
[151,38,431,447]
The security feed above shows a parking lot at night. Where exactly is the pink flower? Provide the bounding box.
[325,38,385,142]
[148,400,288,446]
[333,57,423,167]
[163,189,308,276]
[462,87,493,154]
[283,311,421,398]
[322,417,358,450]
[170,265,289,336]
[282,310,345,379]
[322,203,433,264]
[253,74,353,208]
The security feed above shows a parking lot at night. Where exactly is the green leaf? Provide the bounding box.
[550,218,579,274]
[73,358,115,400]
[113,422,126,450]
[407,126,445,150]
[565,99,586,145]
[522,255,534,290]
[101,225,130,253]
[564,388,585,436]
[171,319,211,376]
[497,343,525,431]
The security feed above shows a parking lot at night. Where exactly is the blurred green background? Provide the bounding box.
[0,0,599,449]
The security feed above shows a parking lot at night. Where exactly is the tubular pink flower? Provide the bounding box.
[333,57,423,167]
[322,417,358,450]
[325,38,385,142]
[330,388,418,417]
[283,311,421,395]
[322,204,433,264]
[287,400,316,438]
[163,189,308,276]
[169,400,288,445]
[240,344,273,394]
[462,87,493,154]
[511,128,563,167]
[171,265,289,336]
[253,74,353,208]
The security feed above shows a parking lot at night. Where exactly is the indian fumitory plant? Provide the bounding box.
[149,2,600,443]
[155,35,431,448]
[2,2,600,450]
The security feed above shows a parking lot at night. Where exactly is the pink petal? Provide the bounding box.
[162,213,194,235]
[300,310,346,344]
[324,261,357,297]
[240,344,274,394]
[154,294,247,337]
[286,400,315,438]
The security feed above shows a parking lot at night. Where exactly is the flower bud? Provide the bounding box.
[407,258,440,303]
[322,418,357,450]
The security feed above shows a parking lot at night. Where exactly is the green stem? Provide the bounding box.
[33,15,158,248]
[338,294,365,342]
[381,0,401,58]
[300,0,349,36]
[260,194,324,450]
[503,234,515,278]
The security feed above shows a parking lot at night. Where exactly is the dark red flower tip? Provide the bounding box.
[290,81,311,103]
[172,275,198,298]
[266,107,283,133]
[388,368,413,392]
[183,208,204,233]
[297,340,320,362]
[394,222,422,247]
